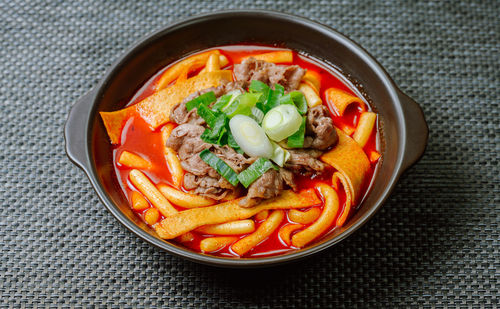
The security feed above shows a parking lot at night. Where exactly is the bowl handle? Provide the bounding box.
[64,89,95,170]
[398,90,429,172]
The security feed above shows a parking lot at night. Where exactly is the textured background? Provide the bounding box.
[0,0,498,307]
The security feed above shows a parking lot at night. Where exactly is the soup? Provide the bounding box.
[99,45,381,258]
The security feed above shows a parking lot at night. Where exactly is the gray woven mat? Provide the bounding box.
[0,0,498,307]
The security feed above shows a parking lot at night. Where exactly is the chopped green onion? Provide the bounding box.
[274,84,285,93]
[211,114,228,136]
[199,149,239,186]
[278,93,294,106]
[211,90,242,112]
[196,104,218,127]
[289,91,308,115]
[222,93,260,118]
[218,130,228,145]
[250,106,265,124]
[270,141,290,167]
[249,80,270,95]
[237,158,276,188]
[280,91,308,115]
[249,81,270,112]
[200,114,228,144]
[262,104,303,142]
[227,131,244,154]
[200,128,228,146]
[229,115,273,158]
[201,128,213,143]
[263,84,285,113]
[211,94,231,112]
[185,92,216,111]
[287,116,306,148]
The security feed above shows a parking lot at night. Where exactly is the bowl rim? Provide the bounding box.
[68,9,417,267]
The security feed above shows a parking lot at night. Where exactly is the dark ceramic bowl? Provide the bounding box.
[64,10,428,267]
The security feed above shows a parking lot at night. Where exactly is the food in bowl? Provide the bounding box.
[99,46,381,258]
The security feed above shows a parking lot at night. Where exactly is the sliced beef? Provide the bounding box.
[304,105,338,150]
[180,154,216,178]
[285,149,327,176]
[166,124,203,153]
[222,81,245,94]
[212,145,255,173]
[183,173,236,200]
[279,167,297,191]
[234,58,269,85]
[166,124,215,176]
[239,169,284,208]
[169,83,234,125]
[269,65,305,91]
[170,104,205,126]
[170,89,210,125]
[234,58,306,91]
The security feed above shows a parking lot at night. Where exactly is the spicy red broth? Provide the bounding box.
[105,45,380,258]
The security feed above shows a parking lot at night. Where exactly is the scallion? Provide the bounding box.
[222,93,260,118]
[279,91,308,115]
[287,116,306,148]
[263,84,285,113]
[250,106,265,124]
[249,80,270,95]
[199,149,239,186]
[270,141,291,167]
[227,131,244,154]
[289,91,308,115]
[249,80,270,110]
[211,94,231,112]
[229,115,273,158]
[262,104,303,142]
[211,90,242,112]
[196,104,218,127]
[200,114,228,144]
[185,92,216,111]
[279,93,294,106]
[237,158,276,188]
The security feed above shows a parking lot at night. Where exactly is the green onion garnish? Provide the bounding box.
[222,93,260,118]
[196,104,218,127]
[280,91,308,115]
[287,116,306,148]
[199,149,239,186]
[270,141,290,167]
[237,157,276,188]
[289,91,308,115]
[211,94,232,112]
[200,114,228,144]
[249,80,270,95]
[249,80,270,110]
[263,84,284,113]
[211,90,242,112]
[262,104,303,142]
[229,115,274,158]
[279,93,294,106]
[227,131,244,154]
[185,92,216,111]
[250,106,265,124]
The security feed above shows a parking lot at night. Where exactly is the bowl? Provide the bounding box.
[64,10,428,267]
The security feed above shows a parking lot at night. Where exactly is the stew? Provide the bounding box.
[100,45,381,258]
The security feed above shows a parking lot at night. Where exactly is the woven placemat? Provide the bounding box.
[0,0,498,307]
